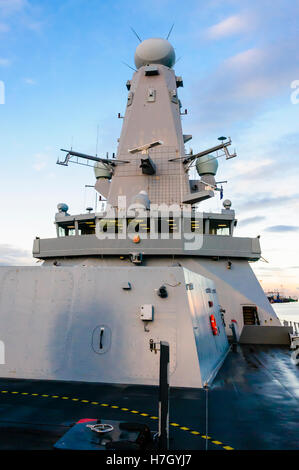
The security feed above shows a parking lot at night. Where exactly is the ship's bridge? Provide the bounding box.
[33,202,260,261]
[54,211,235,238]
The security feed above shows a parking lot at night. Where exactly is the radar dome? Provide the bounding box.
[134,38,175,69]
[94,162,112,180]
[57,203,69,213]
[196,154,218,176]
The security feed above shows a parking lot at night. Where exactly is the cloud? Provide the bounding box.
[33,153,47,171]
[0,244,32,265]
[238,216,266,227]
[0,0,27,16]
[238,193,299,211]
[24,77,36,85]
[193,36,299,130]
[205,14,251,39]
[0,57,11,67]
[0,22,9,32]
[264,225,299,232]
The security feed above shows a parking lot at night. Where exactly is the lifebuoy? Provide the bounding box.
[210,314,219,336]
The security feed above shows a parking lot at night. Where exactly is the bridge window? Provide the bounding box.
[57,223,76,236]
[209,220,230,235]
[78,220,96,235]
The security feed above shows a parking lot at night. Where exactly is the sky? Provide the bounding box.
[0,0,298,296]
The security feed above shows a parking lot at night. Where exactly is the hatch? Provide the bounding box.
[243,306,260,325]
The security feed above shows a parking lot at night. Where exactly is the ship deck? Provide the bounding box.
[0,344,298,451]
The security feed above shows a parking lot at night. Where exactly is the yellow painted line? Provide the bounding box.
[0,390,234,450]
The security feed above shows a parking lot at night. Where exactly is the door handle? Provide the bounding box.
[99,327,105,349]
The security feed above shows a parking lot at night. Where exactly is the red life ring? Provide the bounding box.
[210,314,219,335]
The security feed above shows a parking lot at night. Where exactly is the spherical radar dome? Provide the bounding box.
[134,38,176,69]
[196,154,218,176]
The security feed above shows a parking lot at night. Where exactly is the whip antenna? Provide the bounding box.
[130,26,142,43]
[166,23,174,40]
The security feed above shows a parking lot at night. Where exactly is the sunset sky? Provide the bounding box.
[0,0,298,295]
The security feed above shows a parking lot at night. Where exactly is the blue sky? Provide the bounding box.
[0,0,299,295]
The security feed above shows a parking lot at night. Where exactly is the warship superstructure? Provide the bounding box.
[0,37,298,451]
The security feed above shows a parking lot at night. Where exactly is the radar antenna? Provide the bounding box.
[166,23,174,40]
[130,26,142,43]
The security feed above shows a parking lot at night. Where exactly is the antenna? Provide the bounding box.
[166,23,174,40]
[130,26,142,43]
[95,124,99,157]
[122,61,137,72]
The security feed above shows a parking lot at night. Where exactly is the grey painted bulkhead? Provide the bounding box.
[0,266,228,387]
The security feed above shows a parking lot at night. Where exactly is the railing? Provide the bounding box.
[283,320,299,335]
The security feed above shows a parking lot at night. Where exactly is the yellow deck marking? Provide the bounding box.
[0,389,234,450]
